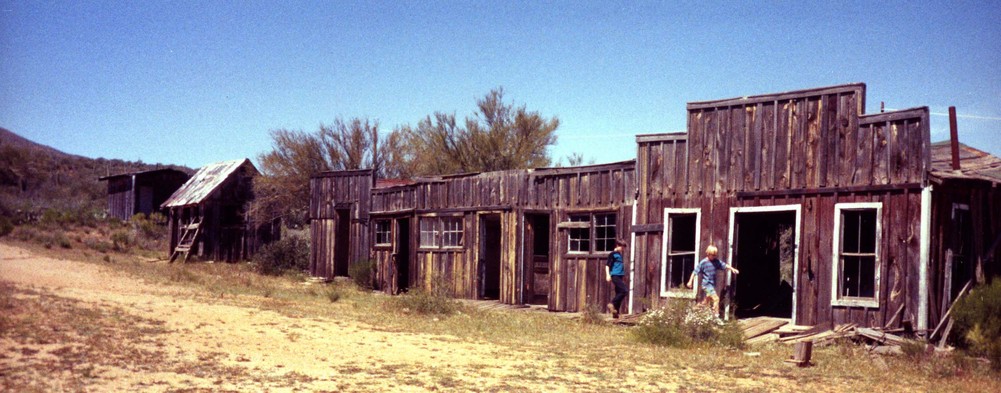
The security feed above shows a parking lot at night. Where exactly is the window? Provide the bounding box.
[568,215,591,253]
[442,217,463,247]
[832,203,881,307]
[565,212,617,254]
[594,214,617,252]
[661,209,700,297]
[419,216,463,249]
[375,220,391,246]
[419,217,439,248]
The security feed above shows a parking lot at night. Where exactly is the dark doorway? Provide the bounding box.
[395,218,411,294]
[334,208,351,277]
[525,213,550,305]
[480,214,502,300]
[732,210,797,319]
[949,205,973,302]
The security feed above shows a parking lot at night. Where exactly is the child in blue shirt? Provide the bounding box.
[605,239,628,318]
[687,245,739,316]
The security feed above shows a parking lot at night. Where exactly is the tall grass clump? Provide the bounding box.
[953,280,1001,369]
[632,301,744,349]
[252,236,309,276]
[387,286,462,316]
[348,259,374,289]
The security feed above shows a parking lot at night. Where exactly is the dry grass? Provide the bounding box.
[4,238,1001,392]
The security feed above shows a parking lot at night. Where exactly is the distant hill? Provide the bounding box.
[0,127,193,222]
[0,126,76,158]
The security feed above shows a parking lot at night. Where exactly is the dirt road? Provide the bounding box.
[2,243,720,392]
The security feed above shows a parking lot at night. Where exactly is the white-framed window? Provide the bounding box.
[660,208,700,298]
[568,214,591,253]
[442,216,463,247]
[419,217,440,248]
[374,219,391,246]
[831,202,881,308]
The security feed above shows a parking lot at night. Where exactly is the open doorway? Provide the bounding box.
[480,214,502,300]
[334,208,351,277]
[395,217,410,294]
[729,207,799,320]
[525,213,550,305]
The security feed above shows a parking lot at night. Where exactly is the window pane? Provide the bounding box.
[375,220,391,245]
[442,217,462,247]
[842,211,861,253]
[858,210,877,253]
[669,214,696,253]
[841,255,860,297]
[594,213,616,252]
[568,214,590,252]
[420,218,438,247]
[670,254,695,288]
[858,256,876,298]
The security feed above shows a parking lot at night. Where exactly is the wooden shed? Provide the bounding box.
[162,159,276,262]
[630,83,1000,333]
[310,160,636,313]
[98,168,189,220]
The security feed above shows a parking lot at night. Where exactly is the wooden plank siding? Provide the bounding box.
[308,170,373,278]
[632,84,934,329]
[316,162,636,312]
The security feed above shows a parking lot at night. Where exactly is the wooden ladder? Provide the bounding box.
[169,220,202,263]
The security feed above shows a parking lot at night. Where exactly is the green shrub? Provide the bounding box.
[387,288,462,316]
[252,236,309,276]
[953,280,1001,368]
[348,259,375,289]
[111,230,132,251]
[632,301,744,349]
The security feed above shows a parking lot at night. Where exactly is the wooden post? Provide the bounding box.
[949,106,960,170]
[785,341,814,367]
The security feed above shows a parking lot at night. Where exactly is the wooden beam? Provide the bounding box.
[636,133,687,143]
[736,183,922,198]
[687,83,865,110]
[631,223,664,233]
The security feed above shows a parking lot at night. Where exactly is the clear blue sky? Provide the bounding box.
[2,1,999,169]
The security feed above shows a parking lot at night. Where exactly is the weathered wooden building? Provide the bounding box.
[630,83,1001,333]
[309,83,1001,330]
[310,161,636,312]
[98,168,189,220]
[162,159,276,262]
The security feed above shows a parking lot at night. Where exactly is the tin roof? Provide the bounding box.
[161,159,257,208]
[930,141,1001,185]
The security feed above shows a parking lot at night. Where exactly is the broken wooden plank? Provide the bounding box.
[742,318,790,340]
[930,280,972,341]
[746,333,781,345]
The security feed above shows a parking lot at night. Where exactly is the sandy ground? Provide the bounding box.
[2,243,726,392]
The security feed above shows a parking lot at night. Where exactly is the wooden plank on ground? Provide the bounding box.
[743,318,790,340]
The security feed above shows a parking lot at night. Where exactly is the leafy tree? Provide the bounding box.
[402,88,559,176]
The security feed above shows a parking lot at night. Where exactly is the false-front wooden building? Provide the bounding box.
[310,83,1001,332]
[99,168,190,220]
[630,83,1001,333]
[310,161,636,312]
[162,159,276,262]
